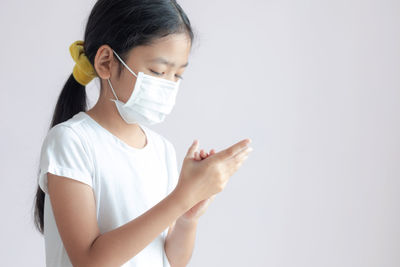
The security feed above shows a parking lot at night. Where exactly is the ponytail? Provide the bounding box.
[50,74,88,127]
[33,73,88,234]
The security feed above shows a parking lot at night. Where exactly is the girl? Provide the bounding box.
[33,0,253,266]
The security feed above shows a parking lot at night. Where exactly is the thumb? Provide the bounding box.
[185,139,199,159]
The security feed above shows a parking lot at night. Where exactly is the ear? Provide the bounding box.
[93,45,116,80]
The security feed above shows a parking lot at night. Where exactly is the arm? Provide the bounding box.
[163,147,218,266]
[47,173,191,267]
[164,218,198,267]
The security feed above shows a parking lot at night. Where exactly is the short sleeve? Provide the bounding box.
[38,124,94,194]
[164,139,179,196]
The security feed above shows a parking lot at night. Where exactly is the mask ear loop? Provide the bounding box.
[108,49,139,103]
[108,48,137,102]
[112,49,138,78]
[107,78,119,101]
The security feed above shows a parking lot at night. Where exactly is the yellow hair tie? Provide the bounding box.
[69,40,97,86]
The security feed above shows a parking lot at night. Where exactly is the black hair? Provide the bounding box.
[33,0,195,234]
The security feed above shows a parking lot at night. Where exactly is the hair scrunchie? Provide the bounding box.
[69,40,97,86]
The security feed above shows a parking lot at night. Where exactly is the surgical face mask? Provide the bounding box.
[107,49,181,125]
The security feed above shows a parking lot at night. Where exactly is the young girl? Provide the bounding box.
[33,0,252,266]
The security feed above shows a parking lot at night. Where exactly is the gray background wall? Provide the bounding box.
[0,0,399,266]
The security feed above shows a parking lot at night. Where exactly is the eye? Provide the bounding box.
[150,69,162,76]
[150,69,183,80]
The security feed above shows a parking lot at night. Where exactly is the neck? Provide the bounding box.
[86,90,142,138]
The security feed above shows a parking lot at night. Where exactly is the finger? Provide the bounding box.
[226,147,252,170]
[200,149,207,159]
[216,150,247,178]
[209,149,216,155]
[237,155,248,167]
[214,138,252,160]
[232,146,253,163]
[186,139,199,159]
[236,153,250,163]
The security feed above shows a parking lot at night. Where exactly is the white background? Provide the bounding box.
[0,0,399,266]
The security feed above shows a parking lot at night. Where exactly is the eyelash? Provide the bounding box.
[150,69,184,80]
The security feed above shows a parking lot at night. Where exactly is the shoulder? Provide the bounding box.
[60,111,89,128]
[45,124,79,145]
[38,119,95,193]
[41,121,91,159]
[45,123,82,146]
[44,112,92,149]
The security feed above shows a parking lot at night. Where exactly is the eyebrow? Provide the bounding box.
[150,57,189,68]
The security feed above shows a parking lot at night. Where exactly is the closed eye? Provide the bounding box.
[150,69,184,80]
[150,69,162,76]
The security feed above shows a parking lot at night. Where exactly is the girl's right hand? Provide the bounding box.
[174,138,253,209]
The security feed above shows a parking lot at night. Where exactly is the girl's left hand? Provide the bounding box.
[179,146,217,223]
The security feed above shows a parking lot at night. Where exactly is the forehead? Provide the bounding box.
[128,33,191,65]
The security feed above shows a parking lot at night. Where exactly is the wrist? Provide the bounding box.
[170,186,193,214]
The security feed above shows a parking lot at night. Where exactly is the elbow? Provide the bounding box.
[73,247,119,267]
[75,238,105,267]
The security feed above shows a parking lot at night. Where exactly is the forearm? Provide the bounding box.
[164,218,198,267]
[85,189,190,267]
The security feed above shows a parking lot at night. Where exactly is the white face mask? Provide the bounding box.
[107,49,181,125]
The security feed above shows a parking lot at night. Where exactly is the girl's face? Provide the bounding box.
[95,33,191,103]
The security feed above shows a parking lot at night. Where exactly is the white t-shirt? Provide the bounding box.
[37,111,179,267]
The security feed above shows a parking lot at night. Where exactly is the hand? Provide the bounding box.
[175,137,253,212]
[180,144,217,223]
